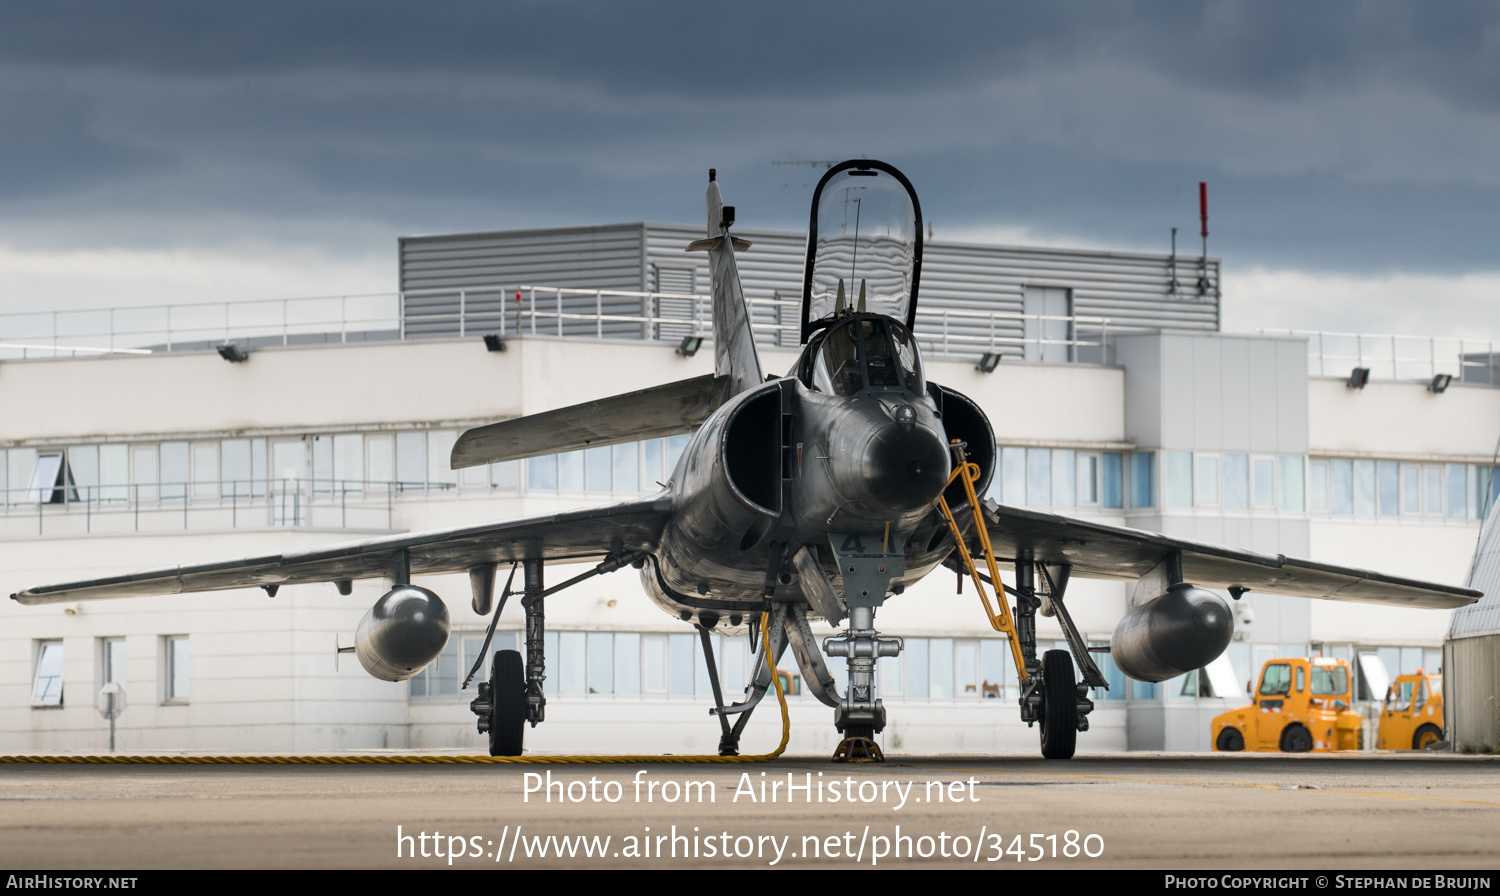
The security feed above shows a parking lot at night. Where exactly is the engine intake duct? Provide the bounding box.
[722,383,782,515]
[355,585,451,682]
[933,385,995,507]
[1110,583,1232,683]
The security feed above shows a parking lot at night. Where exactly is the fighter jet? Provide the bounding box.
[12,161,1481,761]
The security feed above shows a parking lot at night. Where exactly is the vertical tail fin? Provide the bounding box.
[701,169,763,395]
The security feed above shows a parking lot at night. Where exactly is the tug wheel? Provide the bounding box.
[1280,724,1313,753]
[1413,724,1442,751]
[1216,727,1245,752]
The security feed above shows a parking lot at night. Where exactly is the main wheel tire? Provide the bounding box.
[1413,723,1442,751]
[1280,724,1313,753]
[1216,727,1245,752]
[488,649,526,757]
[1039,649,1078,760]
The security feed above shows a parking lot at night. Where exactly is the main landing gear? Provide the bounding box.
[468,551,644,757]
[470,558,545,757]
[937,442,1104,760]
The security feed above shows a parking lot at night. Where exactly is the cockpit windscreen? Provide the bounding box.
[808,316,925,396]
[802,162,921,341]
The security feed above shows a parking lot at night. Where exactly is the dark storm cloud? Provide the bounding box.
[2,1,1499,274]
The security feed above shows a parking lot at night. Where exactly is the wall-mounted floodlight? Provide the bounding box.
[1428,373,1452,394]
[482,334,506,352]
[677,335,703,357]
[976,352,1002,373]
[216,343,250,363]
[1346,367,1370,389]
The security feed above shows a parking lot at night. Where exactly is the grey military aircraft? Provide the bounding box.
[13,160,1481,761]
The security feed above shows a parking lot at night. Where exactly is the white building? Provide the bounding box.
[3,225,1495,755]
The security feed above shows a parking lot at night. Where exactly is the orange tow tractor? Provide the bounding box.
[1376,671,1444,750]
[1212,657,1364,753]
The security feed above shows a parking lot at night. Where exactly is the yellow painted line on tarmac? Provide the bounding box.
[922,765,1500,810]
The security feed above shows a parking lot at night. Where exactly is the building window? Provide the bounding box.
[1223,454,1249,510]
[904,638,930,697]
[642,634,668,694]
[1353,459,1376,515]
[100,637,126,691]
[1446,464,1468,519]
[1051,449,1076,507]
[191,442,218,499]
[1377,460,1399,517]
[1077,453,1100,506]
[32,640,64,706]
[427,430,459,487]
[1088,642,1126,702]
[395,431,426,486]
[585,446,612,492]
[558,450,585,491]
[1330,458,1353,514]
[1400,463,1421,515]
[1252,456,1276,509]
[528,454,558,490]
[334,434,364,492]
[490,459,520,491]
[557,631,587,694]
[1026,449,1051,506]
[1196,455,1220,507]
[1424,465,1443,515]
[1129,452,1154,509]
[160,441,189,501]
[1278,456,1305,512]
[1164,451,1193,509]
[164,636,190,702]
[1308,460,1329,512]
[1000,447,1025,504]
[411,633,512,697]
[1101,452,1123,509]
[100,444,129,502]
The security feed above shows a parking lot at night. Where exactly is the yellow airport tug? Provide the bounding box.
[1212,657,1363,753]
[1376,670,1445,750]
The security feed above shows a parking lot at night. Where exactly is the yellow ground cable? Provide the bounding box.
[0,611,791,767]
[936,453,1030,685]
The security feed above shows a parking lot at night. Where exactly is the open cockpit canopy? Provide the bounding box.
[801,160,922,342]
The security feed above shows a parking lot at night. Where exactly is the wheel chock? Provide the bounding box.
[832,737,884,763]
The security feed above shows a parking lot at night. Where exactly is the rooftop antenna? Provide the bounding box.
[1169,226,1179,296]
[1198,182,1212,298]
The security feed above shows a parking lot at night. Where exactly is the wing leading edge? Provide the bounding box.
[12,497,672,605]
[980,499,1480,609]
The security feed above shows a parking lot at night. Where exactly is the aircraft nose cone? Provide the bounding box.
[860,422,951,513]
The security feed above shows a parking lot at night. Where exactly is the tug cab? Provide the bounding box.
[1212,657,1363,753]
[1376,671,1444,750]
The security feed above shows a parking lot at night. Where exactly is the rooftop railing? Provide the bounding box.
[0,286,1132,365]
[0,478,447,539]
[1258,329,1500,385]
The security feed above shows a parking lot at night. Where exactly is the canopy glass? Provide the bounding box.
[801,161,922,341]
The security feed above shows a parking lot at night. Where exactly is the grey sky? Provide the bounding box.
[2,2,1498,336]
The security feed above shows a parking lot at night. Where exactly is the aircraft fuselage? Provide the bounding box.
[642,313,967,626]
